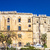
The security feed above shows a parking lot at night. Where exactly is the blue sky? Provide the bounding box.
[0,0,50,16]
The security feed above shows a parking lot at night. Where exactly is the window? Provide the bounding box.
[7,26,10,31]
[7,18,10,22]
[18,26,21,31]
[28,19,31,22]
[44,21,46,23]
[37,21,38,23]
[18,34,22,38]
[18,42,22,46]
[29,25,31,27]
[18,18,21,22]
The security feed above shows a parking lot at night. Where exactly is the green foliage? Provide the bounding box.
[41,33,47,42]
[0,34,5,42]
[0,32,17,49]
[0,33,12,47]
[41,33,47,48]
[7,47,16,50]
[7,38,12,45]
[43,43,47,48]
[26,42,30,47]
[20,46,41,50]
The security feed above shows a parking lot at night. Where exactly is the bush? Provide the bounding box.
[26,42,30,47]
[43,43,47,48]
[20,46,41,50]
[24,43,30,47]
[7,47,16,50]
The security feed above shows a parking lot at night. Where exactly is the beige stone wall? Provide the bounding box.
[33,16,48,44]
[12,32,33,46]
[47,17,50,48]
[0,12,33,47]
[0,11,50,47]
[0,14,33,31]
[33,16,50,47]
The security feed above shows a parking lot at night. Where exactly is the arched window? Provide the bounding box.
[28,19,31,23]
[7,18,10,22]
[18,17,21,22]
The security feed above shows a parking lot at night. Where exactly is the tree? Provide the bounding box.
[20,46,41,50]
[0,32,17,49]
[0,33,5,47]
[6,32,17,46]
[26,42,30,47]
[41,33,47,48]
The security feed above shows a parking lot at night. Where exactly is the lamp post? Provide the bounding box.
[16,44,17,50]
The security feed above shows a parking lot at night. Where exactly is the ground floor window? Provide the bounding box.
[18,42,22,46]
[18,34,22,38]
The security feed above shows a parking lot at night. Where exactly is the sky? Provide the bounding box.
[0,0,50,16]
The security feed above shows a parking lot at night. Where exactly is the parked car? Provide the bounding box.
[34,43,43,48]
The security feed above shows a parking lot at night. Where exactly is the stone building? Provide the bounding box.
[0,11,50,47]
[0,11,33,47]
[33,15,50,48]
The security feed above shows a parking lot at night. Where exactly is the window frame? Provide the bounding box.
[18,26,21,31]
[7,26,10,31]
[18,18,21,22]
[18,34,22,38]
[28,19,31,23]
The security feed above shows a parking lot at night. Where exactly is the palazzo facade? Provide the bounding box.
[0,11,50,47]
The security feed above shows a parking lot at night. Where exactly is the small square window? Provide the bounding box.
[18,34,22,38]
[44,21,46,23]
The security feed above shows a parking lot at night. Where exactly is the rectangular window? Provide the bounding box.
[18,34,22,38]
[18,18,21,22]
[7,26,10,31]
[18,26,21,31]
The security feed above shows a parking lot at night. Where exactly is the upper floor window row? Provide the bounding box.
[36,21,46,23]
[7,18,31,23]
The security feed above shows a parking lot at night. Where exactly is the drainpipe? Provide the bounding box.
[39,17,41,44]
